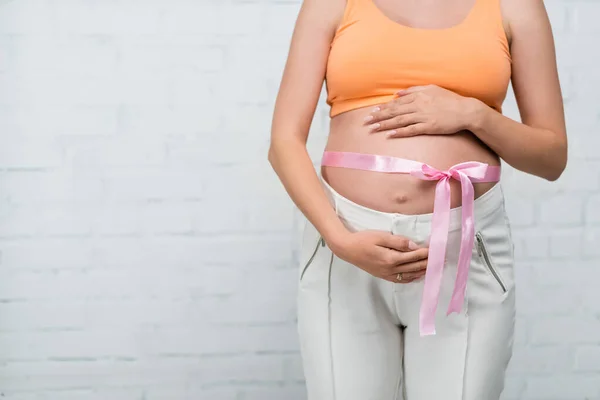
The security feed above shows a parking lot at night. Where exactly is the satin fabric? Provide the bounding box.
[320,151,501,336]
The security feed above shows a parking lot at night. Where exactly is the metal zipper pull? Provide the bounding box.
[475,234,483,257]
[475,231,507,293]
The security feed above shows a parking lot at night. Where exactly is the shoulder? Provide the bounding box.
[296,0,347,32]
[500,0,551,43]
[297,0,347,20]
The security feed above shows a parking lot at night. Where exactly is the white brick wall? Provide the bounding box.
[0,0,597,399]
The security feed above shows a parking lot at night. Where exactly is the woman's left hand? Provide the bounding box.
[364,84,476,138]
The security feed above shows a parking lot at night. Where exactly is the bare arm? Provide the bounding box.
[465,0,567,181]
[268,0,348,246]
[268,0,430,283]
[365,0,567,181]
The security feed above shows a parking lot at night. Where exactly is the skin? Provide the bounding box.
[367,0,567,181]
[268,0,566,284]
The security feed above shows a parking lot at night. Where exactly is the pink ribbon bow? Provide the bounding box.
[320,151,501,336]
[410,161,499,335]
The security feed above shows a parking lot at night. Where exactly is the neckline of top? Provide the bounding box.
[367,0,480,33]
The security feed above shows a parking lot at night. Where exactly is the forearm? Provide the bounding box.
[465,98,567,181]
[268,138,349,248]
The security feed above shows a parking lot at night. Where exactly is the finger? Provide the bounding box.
[368,105,417,128]
[371,103,388,112]
[384,271,424,284]
[396,85,433,96]
[379,234,419,252]
[367,103,414,123]
[391,258,429,274]
[363,105,385,124]
[391,92,418,105]
[387,123,430,138]
[364,108,394,125]
[372,113,422,133]
[392,247,429,265]
[400,273,425,283]
[393,270,426,282]
[381,275,414,284]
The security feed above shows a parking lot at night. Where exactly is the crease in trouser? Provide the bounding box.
[327,196,339,400]
[393,328,405,400]
[326,251,337,400]
[301,247,337,400]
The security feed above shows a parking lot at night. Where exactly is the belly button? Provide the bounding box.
[395,194,410,204]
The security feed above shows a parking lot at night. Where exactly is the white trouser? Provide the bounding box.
[297,178,516,400]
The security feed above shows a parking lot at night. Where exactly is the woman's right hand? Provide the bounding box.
[329,230,429,284]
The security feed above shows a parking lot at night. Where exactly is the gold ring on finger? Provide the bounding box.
[396,273,403,282]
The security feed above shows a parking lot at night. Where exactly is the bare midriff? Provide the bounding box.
[321,105,500,215]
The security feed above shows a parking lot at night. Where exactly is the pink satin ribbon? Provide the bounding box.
[321,151,501,336]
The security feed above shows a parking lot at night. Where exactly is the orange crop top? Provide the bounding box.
[325,0,512,117]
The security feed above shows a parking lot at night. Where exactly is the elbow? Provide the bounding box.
[267,140,284,171]
[544,165,565,182]
[544,139,568,182]
[267,135,305,167]
[267,142,278,167]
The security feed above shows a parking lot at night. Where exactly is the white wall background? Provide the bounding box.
[0,0,598,399]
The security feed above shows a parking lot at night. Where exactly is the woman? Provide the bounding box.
[268,0,566,398]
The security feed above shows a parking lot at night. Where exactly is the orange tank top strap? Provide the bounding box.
[333,0,366,37]
[469,0,511,58]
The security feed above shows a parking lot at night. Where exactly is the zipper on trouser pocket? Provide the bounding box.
[475,232,507,293]
[300,237,325,281]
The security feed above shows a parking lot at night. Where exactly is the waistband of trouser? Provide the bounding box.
[320,175,505,233]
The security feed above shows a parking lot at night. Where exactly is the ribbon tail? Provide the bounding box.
[447,172,476,315]
[419,177,452,336]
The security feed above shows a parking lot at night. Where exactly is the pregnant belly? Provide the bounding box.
[321,106,501,214]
